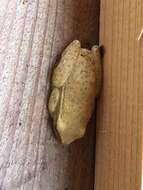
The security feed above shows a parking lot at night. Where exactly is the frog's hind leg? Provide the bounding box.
[48,88,60,118]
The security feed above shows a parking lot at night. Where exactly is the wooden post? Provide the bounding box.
[95,0,142,190]
[0,0,99,189]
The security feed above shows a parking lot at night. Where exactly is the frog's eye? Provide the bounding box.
[91,45,99,52]
[92,45,104,58]
[80,49,90,56]
[91,46,101,58]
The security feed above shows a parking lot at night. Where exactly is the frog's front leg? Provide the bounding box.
[48,88,60,118]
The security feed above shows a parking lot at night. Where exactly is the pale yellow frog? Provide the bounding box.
[48,40,102,144]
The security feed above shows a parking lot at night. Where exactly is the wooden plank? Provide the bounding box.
[95,0,142,190]
[0,0,100,189]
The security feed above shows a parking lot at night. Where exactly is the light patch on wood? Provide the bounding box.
[138,29,143,41]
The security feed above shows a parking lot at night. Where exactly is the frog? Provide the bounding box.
[48,40,102,144]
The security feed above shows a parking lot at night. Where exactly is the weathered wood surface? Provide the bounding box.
[0,0,100,189]
[95,0,142,190]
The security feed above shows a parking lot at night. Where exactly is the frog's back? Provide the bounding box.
[58,52,97,138]
[66,50,97,110]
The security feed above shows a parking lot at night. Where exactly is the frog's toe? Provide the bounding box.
[48,88,60,116]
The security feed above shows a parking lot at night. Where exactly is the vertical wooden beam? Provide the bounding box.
[0,0,100,189]
[95,0,142,189]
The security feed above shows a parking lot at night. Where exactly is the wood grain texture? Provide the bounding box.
[0,0,100,189]
[95,0,142,190]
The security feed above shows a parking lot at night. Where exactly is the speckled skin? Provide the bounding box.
[48,40,101,144]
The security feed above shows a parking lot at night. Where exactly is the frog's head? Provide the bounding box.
[80,45,101,64]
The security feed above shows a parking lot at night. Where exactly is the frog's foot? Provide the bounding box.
[56,118,86,144]
[61,128,86,145]
[48,88,60,117]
